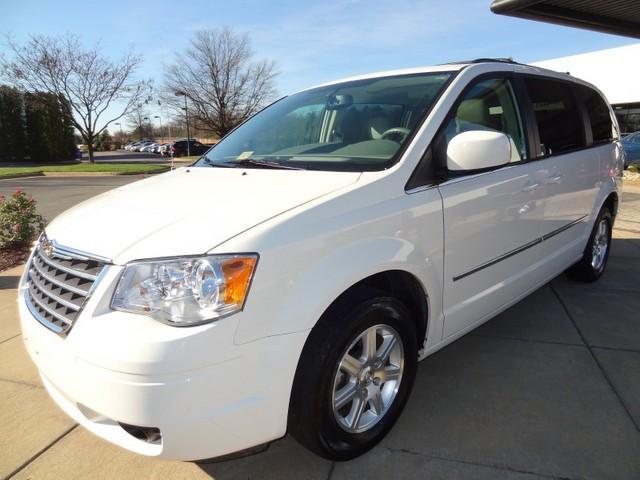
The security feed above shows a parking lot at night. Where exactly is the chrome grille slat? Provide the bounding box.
[27,283,73,325]
[31,256,91,296]
[24,235,108,336]
[29,272,81,311]
[36,249,98,281]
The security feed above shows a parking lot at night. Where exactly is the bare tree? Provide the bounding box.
[164,27,278,138]
[2,34,151,162]
[126,103,152,140]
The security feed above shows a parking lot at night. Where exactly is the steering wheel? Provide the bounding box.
[380,127,410,143]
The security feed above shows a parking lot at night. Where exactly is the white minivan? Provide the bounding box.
[19,59,623,461]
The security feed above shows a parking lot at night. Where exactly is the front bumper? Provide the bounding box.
[18,269,308,461]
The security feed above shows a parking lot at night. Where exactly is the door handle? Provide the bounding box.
[522,182,541,193]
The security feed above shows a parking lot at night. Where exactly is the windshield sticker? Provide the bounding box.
[237,151,254,160]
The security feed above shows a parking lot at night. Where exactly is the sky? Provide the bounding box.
[2,0,638,133]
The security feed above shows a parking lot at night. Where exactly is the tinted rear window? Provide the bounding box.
[525,77,585,156]
[581,87,614,144]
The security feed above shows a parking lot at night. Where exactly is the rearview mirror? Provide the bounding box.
[447,130,511,171]
[326,94,353,110]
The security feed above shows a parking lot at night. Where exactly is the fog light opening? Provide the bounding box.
[118,422,162,444]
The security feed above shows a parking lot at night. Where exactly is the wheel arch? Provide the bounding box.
[602,191,619,219]
[327,270,429,346]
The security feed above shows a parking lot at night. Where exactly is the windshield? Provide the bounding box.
[195,71,453,171]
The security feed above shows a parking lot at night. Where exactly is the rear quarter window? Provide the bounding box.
[581,87,614,144]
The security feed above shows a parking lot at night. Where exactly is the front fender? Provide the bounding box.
[232,233,443,346]
[212,179,446,348]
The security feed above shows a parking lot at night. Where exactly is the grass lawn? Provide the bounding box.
[0,163,169,178]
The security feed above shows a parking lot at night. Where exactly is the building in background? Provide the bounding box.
[533,43,640,134]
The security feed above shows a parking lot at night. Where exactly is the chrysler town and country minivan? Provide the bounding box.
[19,59,623,461]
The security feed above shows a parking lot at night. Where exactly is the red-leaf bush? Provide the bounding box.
[0,190,45,249]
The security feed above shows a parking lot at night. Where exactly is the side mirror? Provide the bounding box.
[447,130,511,172]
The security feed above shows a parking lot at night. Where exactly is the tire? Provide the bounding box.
[566,207,612,282]
[288,287,418,460]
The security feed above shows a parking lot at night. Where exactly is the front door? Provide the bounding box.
[437,76,547,338]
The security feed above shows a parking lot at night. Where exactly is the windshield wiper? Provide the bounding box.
[224,158,304,170]
[200,157,237,168]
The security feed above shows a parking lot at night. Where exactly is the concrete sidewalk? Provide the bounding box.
[1,186,639,479]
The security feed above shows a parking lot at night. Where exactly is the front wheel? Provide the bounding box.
[288,289,418,460]
[566,207,612,282]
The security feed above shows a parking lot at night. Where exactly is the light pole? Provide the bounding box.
[174,91,191,157]
[114,122,123,149]
[154,115,163,144]
[143,116,152,140]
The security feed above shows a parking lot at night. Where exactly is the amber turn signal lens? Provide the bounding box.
[222,257,257,305]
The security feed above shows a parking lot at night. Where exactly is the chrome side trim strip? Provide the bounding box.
[541,216,587,241]
[453,215,587,282]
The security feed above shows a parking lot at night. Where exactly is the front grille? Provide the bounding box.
[24,236,108,335]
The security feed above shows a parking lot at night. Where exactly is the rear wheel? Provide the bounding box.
[566,207,612,282]
[288,288,418,460]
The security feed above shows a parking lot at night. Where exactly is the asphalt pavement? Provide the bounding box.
[0,176,139,222]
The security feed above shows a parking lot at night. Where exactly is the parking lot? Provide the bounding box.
[1,176,639,480]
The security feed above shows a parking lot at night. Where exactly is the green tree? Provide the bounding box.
[24,92,76,162]
[2,34,150,162]
[0,85,26,162]
[95,130,113,151]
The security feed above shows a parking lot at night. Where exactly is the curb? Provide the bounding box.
[0,172,45,180]
[0,168,171,180]
[41,169,170,177]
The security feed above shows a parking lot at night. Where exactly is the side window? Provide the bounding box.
[581,87,614,144]
[524,77,585,156]
[444,77,527,162]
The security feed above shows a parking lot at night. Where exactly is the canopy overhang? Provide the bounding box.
[490,0,640,39]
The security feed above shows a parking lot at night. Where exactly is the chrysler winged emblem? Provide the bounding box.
[41,236,54,258]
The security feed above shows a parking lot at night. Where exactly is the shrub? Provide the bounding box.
[0,190,45,249]
[629,163,639,174]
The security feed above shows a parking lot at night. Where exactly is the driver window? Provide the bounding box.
[444,78,527,162]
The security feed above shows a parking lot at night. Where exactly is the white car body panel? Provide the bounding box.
[45,168,360,263]
[18,62,623,460]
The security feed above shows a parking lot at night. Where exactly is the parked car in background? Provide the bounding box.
[18,60,622,463]
[171,139,210,157]
[141,143,159,153]
[621,132,640,168]
[134,141,155,152]
[159,143,172,156]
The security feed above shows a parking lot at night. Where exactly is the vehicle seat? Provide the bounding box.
[455,98,491,134]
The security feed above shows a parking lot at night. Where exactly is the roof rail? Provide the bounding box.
[443,57,520,65]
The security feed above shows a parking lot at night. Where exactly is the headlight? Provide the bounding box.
[111,254,258,326]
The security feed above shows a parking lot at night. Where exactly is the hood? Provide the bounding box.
[46,167,360,264]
